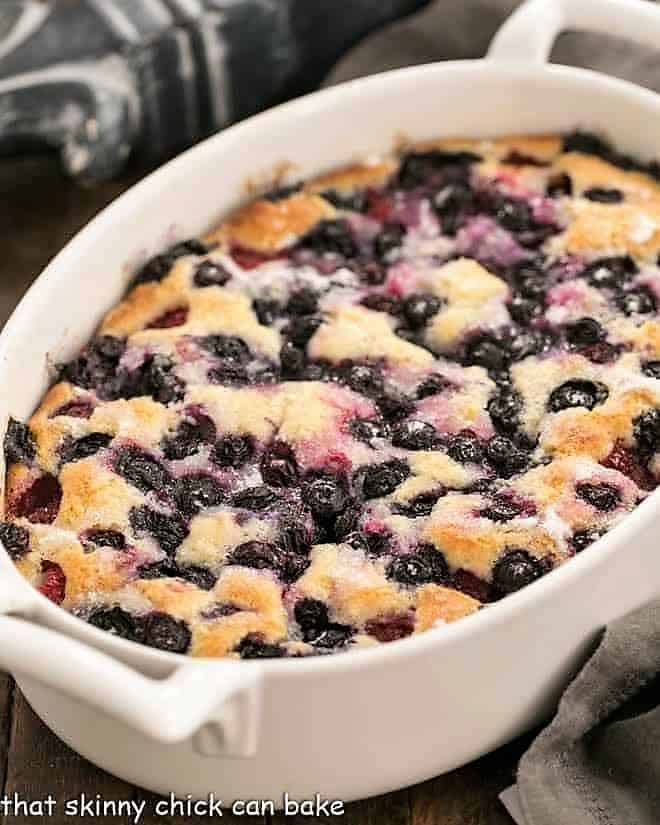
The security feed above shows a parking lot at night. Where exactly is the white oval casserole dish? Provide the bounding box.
[1,0,660,804]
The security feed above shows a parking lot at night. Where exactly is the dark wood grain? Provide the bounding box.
[0,151,522,824]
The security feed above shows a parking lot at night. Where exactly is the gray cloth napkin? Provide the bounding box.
[325,4,660,823]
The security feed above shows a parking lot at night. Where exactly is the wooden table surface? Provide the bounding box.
[0,154,528,825]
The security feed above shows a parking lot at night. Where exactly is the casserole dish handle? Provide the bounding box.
[488,0,660,64]
[0,580,262,758]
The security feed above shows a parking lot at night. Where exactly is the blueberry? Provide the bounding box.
[571,528,602,553]
[634,408,660,456]
[509,329,554,361]
[320,189,368,212]
[0,521,30,560]
[133,239,207,286]
[300,219,357,258]
[253,298,281,326]
[642,361,660,380]
[402,293,442,329]
[52,399,95,419]
[508,262,547,300]
[509,296,542,325]
[548,380,609,412]
[137,558,179,579]
[278,517,312,555]
[492,549,543,595]
[162,414,216,461]
[376,392,415,423]
[583,256,637,290]
[284,316,323,347]
[179,565,217,590]
[279,341,306,377]
[60,432,113,464]
[391,490,443,518]
[304,476,348,520]
[546,173,573,198]
[492,196,536,233]
[61,336,126,392]
[365,613,415,643]
[617,287,657,316]
[361,294,401,315]
[113,447,172,494]
[312,624,354,649]
[143,612,191,653]
[4,418,36,464]
[88,607,142,641]
[446,431,484,464]
[83,529,126,550]
[286,288,318,316]
[207,362,249,386]
[452,569,492,602]
[129,506,188,554]
[488,389,523,433]
[349,418,389,446]
[432,181,476,235]
[391,420,437,450]
[485,435,529,478]
[416,373,451,399]
[228,540,281,570]
[583,187,623,203]
[294,598,329,640]
[117,354,183,404]
[280,553,311,583]
[386,543,449,586]
[332,503,361,542]
[212,434,254,468]
[199,334,250,362]
[464,335,510,372]
[397,150,480,190]
[236,633,286,659]
[175,474,225,517]
[357,460,409,499]
[373,222,406,259]
[260,442,299,487]
[480,496,523,522]
[338,362,384,397]
[576,482,621,511]
[566,317,605,347]
[193,260,230,287]
[232,485,278,510]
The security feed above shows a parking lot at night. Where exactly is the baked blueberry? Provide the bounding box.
[253,298,281,326]
[60,432,113,464]
[175,474,225,517]
[391,490,443,518]
[304,476,348,520]
[199,334,250,362]
[129,506,188,554]
[113,447,172,495]
[583,256,637,290]
[193,260,230,287]
[61,336,125,393]
[546,173,573,198]
[179,565,217,591]
[320,189,368,212]
[480,495,523,522]
[642,361,660,380]
[376,392,415,423]
[391,420,437,450]
[349,418,389,446]
[133,239,207,286]
[432,181,475,235]
[88,606,142,641]
[571,528,603,553]
[402,293,442,329]
[232,485,278,510]
[416,373,451,399]
[162,413,216,461]
[37,560,66,604]
[446,431,484,464]
[339,362,384,397]
[565,317,605,347]
[228,540,281,571]
[11,475,62,525]
[4,418,36,465]
[576,482,621,511]
[82,529,126,551]
[236,633,286,659]
[357,460,409,499]
[548,380,609,412]
[143,612,191,653]
[634,408,660,456]
[286,288,318,316]
[300,219,357,258]
[374,223,406,259]
[397,149,480,189]
[283,315,323,347]
[583,187,623,203]
[279,341,306,377]
[212,434,254,469]
[294,598,329,640]
[0,521,30,560]
[365,613,415,643]
[617,287,657,316]
[386,544,449,586]
[485,435,529,478]
[492,549,543,595]
[261,442,299,487]
[312,624,354,649]
[488,388,523,433]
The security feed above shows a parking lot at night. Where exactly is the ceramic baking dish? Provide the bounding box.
[1,0,660,804]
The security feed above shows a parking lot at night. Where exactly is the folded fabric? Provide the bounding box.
[501,599,660,825]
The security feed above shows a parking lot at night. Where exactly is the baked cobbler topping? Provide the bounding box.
[4,131,660,658]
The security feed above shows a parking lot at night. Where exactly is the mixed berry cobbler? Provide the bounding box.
[4,132,660,659]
